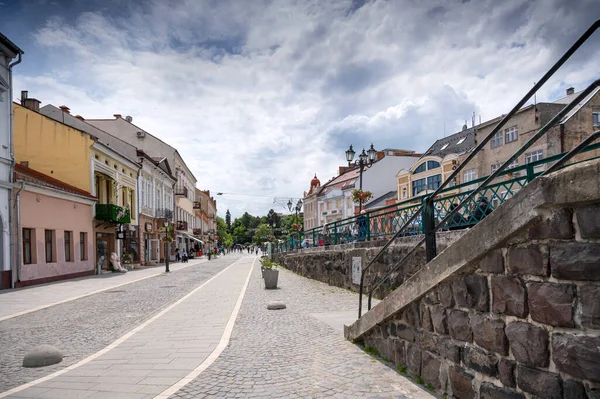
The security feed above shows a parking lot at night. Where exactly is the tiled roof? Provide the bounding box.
[365,191,397,210]
[423,127,475,158]
[15,164,96,199]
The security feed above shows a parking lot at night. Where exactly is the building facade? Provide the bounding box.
[302,174,321,231]
[195,189,217,252]
[14,164,96,286]
[0,33,22,288]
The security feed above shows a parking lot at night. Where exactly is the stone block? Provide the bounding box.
[267,301,286,310]
[587,387,600,399]
[430,305,447,335]
[491,275,527,318]
[439,337,462,364]
[480,383,525,399]
[527,282,575,327]
[447,309,472,343]
[505,321,549,367]
[423,289,440,305]
[393,339,406,367]
[395,323,416,342]
[421,351,441,390]
[421,303,433,332]
[405,342,422,377]
[449,365,475,399]
[478,250,504,274]
[550,243,600,281]
[22,345,63,368]
[507,245,547,276]
[580,284,600,329]
[563,379,587,399]
[498,358,516,388]
[402,302,421,327]
[463,346,498,377]
[439,282,454,308]
[419,331,439,355]
[528,208,574,240]
[469,313,508,355]
[576,203,600,238]
[552,333,600,383]
[452,274,489,312]
[516,365,562,399]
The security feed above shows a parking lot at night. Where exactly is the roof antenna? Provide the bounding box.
[472,111,475,128]
[444,121,446,137]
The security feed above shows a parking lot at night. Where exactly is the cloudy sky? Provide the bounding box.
[2,0,599,218]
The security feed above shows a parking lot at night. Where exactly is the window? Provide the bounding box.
[427,160,441,170]
[23,228,32,265]
[427,174,442,191]
[491,163,501,173]
[491,132,503,148]
[64,231,73,262]
[80,232,87,260]
[414,163,427,174]
[593,112,600,126]
[504,126,518,143]
[507,159,519,169]
[402,188,407,199]
[463,169,477,183]
[440,143,449,150]
[456,137,466,145]
[412,178,426,195]
[525,150,543,164]
[45,230,55,263]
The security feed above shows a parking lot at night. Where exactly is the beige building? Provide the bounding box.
[303,175,321,232]
[195,189,217,252]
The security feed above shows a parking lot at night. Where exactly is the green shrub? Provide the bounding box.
[364,346,379,356]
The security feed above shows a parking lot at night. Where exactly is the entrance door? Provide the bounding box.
[149,239,160,262]
[96,236,111,271]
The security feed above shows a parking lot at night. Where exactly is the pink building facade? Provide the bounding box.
[15,165,96,286]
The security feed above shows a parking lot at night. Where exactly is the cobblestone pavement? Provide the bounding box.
[170,264,435,399]
[0,255,237,393]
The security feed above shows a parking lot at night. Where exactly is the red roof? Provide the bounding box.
[15,164,96,199]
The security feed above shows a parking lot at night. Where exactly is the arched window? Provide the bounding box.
[413,163,427,174]
[427,160,441,170]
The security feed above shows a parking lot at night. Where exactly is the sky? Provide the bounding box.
[2,0,600,219]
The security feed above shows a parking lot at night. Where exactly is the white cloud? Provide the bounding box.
[12,0,600,218]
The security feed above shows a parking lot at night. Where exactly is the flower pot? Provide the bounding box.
[263,269,279,289]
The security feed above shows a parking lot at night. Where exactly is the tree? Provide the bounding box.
[266,209,280,228]
[225,209,231,232]
[253,223,273,245]
[233,225,248,244]
[216,216,230,247]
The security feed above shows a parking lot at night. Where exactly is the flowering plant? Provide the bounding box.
[291,223,302,231]
[352,189,373,202]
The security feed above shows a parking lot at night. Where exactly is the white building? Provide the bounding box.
[0,33,23,288]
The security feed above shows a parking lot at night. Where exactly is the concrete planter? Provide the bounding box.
[263,269,279,289]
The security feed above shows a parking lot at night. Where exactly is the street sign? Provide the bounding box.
[352,257,362,285]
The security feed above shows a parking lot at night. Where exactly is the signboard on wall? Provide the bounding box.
[352,257,362,285]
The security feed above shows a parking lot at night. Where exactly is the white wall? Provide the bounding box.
[362,156,418,200]
[0,55,12,275]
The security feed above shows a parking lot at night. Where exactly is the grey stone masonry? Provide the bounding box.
[345,159,600,398]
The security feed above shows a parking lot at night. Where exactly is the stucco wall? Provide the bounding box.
[19,190,94,281]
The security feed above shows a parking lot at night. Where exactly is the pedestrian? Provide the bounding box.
[357,211,368,241]
[255,247,259,255]
[182,249,188,263]
[175,248,180,262]
[470,197,493,225]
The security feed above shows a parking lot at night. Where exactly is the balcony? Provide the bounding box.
[193,228,202,236]
[95,204,131,224]
[176,220,188,230]
[155,208,173,220]
[175,186,188,197]
[193,201,201,209]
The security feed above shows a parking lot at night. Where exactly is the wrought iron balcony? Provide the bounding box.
[176,220,188,230]
[155,208,173,220]
[193,228,202,236]
[175,186,188,197]
[95,204,131,224]
[193,201,201,209]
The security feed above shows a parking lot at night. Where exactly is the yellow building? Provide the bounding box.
[13,100,140,272]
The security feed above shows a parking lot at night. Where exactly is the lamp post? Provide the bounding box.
[346,143,377,213]
[163,219,170,273]
[287,199,303,249]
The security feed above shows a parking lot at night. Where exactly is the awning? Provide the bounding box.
[184,233,205,245]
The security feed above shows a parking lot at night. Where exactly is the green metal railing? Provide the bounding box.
[95,204,131,224]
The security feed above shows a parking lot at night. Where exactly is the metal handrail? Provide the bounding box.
[357,18,600,318]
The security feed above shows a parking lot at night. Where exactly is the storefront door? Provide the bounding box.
[96,236,112,271]
[149,239,160,262]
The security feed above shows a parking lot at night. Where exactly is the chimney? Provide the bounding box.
[21,96,41,112]
[376,151,385,161]
[566,87,575,95]
[59,105,70,114]
[338,166,348,175]
[21,90,28,101]
[74,115,85,120]
[114,114,122,119]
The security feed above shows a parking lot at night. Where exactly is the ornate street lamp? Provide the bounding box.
[346,143,377,213]
[164,219,170,273]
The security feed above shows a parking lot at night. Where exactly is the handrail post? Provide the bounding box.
[526,163,535,182]
[366,213,371,241]
[423,196,437,262]
[312,229,316,247]
[334,222,338,244]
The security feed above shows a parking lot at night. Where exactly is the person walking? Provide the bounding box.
[175,248,180,262]
[182,249,188,263]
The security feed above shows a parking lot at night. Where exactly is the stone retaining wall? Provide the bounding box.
[273,231,465,299]
[361,203,600,398]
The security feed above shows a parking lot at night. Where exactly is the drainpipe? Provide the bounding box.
[8,53,22,289]
[14,182,25,287]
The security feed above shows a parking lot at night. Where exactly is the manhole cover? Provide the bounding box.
[160,286,176,288]
[104,290,126,293]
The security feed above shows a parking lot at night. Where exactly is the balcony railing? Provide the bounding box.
[176,220,188,230]
[193,201,201,209]
[155,208,173,220]
[175,186,188,197]
[193,228,202,236]
[95,204,131,224]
